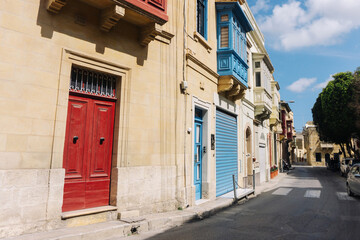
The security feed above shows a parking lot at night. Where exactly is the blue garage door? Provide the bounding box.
[216,109,238,196]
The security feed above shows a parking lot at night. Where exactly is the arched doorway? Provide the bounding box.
[245,127,252,186]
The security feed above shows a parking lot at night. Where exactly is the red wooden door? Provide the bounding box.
[62,95,115,212]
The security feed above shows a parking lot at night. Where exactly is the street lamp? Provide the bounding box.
[280,100,295,104]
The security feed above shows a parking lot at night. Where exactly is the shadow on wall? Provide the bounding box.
[36,0,148,66]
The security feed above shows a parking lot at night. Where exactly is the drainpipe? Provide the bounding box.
[182,0,189,208]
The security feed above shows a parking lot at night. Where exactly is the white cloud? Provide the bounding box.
[287,77,317,92]
[259,0,360,50]
[314,75,333,89]
[251,0,271,14]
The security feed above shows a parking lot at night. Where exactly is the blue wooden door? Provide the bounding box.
[216,109,238,196]
[194,109,203,200]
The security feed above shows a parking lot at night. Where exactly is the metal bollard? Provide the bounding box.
[232,174,237,201]
[253,170,256,190]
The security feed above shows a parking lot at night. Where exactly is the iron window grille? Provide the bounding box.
[197,0,206,38]
[70,66,117,99]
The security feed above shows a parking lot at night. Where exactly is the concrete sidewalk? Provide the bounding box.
[3,174,287,240]
[254,172,288,195]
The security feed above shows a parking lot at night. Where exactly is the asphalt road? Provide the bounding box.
[142,166,360,240]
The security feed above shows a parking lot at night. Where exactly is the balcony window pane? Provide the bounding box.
[242,37,246,60]
[240,35,242,58]
[197,0,206,38]
[221,14,228,22]
[233,26,236,50]
[220,26,229,48]
[256,72,261,87]
[237,31,240,55]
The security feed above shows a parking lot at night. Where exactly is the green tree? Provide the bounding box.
[312,72,355,157]
[349,67,360,139]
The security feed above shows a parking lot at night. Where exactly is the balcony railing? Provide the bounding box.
[217,50,248,88]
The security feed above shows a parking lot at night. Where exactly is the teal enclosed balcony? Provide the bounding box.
[216,1,252,99]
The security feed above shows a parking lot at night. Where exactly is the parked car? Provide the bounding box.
[346,159,360,176]
[346,163,360,196]
[340,158,353,176]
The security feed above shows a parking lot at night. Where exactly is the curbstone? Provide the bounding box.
[147,217,171,231]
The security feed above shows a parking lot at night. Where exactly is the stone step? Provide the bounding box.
[3,197,249,240]
[3,212,197,240]
[3,221,132,240]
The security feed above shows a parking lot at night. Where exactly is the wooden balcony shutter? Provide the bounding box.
[220,26,229,48]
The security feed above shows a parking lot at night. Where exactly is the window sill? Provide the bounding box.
[193,31,212,53]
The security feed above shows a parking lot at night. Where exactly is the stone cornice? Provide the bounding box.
[186,53,219,79]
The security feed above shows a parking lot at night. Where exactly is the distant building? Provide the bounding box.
[294,133,306,163]
[303,122,341,166]
[269,81,281,176]
[280,102,295,166]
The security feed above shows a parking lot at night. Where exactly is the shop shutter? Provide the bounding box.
[216,109,238,196]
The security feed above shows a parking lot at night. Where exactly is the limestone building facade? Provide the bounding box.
[269,80,281,174]
[0,0,284,237]
[303,122,341,167]
[280,102,295,166]
[294,132,307,163]
[0,0,180,237]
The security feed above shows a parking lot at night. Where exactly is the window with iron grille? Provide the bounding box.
[197,0,207,39]
[69,66,117,99]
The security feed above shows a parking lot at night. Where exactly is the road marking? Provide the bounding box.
[304,190,321,198]
[336,192,355,201]
[272,188,293,196]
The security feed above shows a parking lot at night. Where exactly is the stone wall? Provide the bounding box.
[0,169,64,238]
[113,166,177,216]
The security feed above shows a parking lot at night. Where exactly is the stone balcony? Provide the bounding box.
[321,143,334,149]
[254,87,272,121]
[46,0,169,46]
[269,108,280,128]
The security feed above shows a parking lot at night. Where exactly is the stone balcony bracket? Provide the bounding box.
[140,23,163,46]
[46,0,66,13]
[255,107,271,122]
[100,5,126,32]
[218,75,247,101]
[321,143,334,149]
[269,117,280,129]
[46,0,171,46]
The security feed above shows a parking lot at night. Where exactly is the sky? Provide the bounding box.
[247,0,360,132]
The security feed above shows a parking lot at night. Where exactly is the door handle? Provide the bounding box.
[73,136,79,144]
[100,137,105,145]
